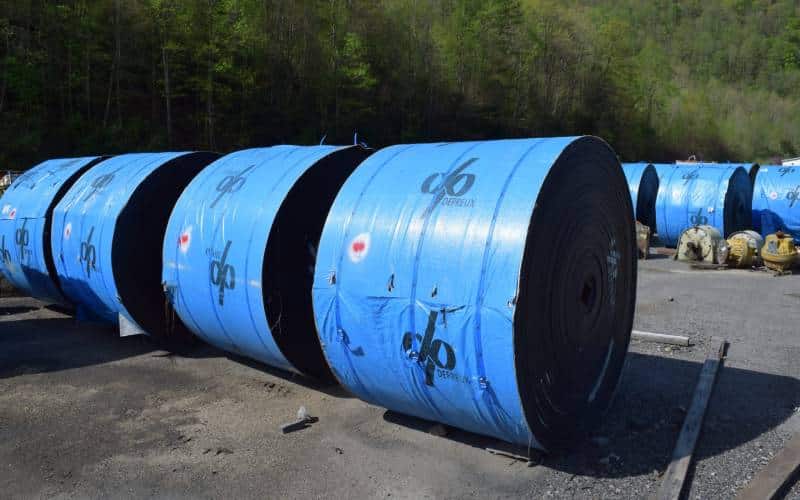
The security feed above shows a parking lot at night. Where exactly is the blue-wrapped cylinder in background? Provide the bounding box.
[655,164,752,247]
[162,145,370,378]
[752,165,800,243]
[0,156,106,303]
[312,137,637,450]
[51,152,219,337]
[651,163,677,182]
[621,163,659,229]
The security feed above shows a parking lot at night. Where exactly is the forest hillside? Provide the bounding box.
[1,0,799,169]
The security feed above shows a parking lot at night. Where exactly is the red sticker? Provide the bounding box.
[348,232,371,263]
[64,222,72,239]
[8,208,16,219]
[179,228,192,253]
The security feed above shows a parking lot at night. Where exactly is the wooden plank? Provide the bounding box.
[632,330,691,346]
[736,432,800,500]
[654,339,728,500]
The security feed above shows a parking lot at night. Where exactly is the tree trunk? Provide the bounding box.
[162,45,172,147]
[85,41,91,121]
[114,0,121,127]
[206,0,215,149]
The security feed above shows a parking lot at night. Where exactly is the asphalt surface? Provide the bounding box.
[0,257,799,499]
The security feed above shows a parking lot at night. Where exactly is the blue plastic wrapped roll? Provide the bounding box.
[51,152,219,337]
[162,145,370,377]
[622,163,659,229]
[655,164,752,247]
[0,156,107,303]
[651,163,677,182]
[752,165,800,243]
[312,137,636,450]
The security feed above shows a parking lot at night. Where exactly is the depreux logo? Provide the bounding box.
[211,165,256,208]
[209,240,235,305]
[0,235,10,264]
[15,219,29,260]
[79,226,97,277]
[682,169,700,185]
[83,173,114,202]
[402,309,459,387]
[787,186,800,208]
[421,158,477,215]
[690,208,708,225]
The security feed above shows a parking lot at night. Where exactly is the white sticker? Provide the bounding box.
[179,227,192,254]
[707,206,714,213]
[1,204,10,215]
[348,232,371,263]
[64,222,72,239]
[770,191,779,200]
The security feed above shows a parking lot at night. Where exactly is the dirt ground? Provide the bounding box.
[1,257,799,499]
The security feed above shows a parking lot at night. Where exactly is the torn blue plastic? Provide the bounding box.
[312,137,635,449]
[752,165,800,243]
[0,157,104,303]
[622,163,659,229]
[51,152,217,334]
[655,164,752,247]
[162,146,368,374]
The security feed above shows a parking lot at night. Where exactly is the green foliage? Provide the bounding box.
[0,0,798,169]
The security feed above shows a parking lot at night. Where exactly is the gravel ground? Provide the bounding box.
[0,257,798,499]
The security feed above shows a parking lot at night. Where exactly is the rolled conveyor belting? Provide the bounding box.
[655,164,752,247]
[621,163,659,230]
[162,145,371,379]
[0,156,108,303]
[312,136,637,450]
[752,164,800,243]
[51,152,219,338]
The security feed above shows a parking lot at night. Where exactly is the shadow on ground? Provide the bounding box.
[383,352,800,479]
[0,312,350,398]
[0,317,157,378]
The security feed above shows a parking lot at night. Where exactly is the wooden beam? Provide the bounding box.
[736,432,800,500]
[654,339,728,500]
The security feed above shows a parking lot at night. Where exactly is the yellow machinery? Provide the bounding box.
[725,230,763,268]
[675,225,726,264]
[761,231,798,272]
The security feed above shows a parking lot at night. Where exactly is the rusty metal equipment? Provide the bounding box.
[725,230,764,268]
[675,225,726,264]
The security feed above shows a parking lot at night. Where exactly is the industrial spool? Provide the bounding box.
[51,152,219,338]
[0,156,108,304]
[655,164,752,247]
[162,145,371,379]
[752,165,800,243]
[622,163,659,231]
[312,136,636,450]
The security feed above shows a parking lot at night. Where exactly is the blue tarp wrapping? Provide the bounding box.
[51,152,218,336]
[655,164,752,247]
[752,165,800,243]
[0,157,105,303]
[312,137,636,450]
[162,145,370,376]
[622,163,659,229]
